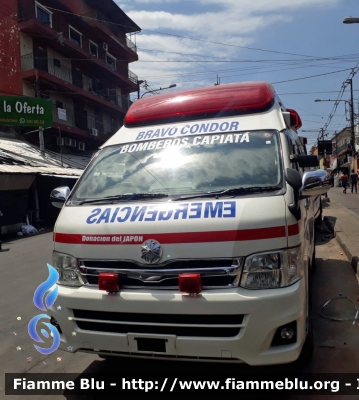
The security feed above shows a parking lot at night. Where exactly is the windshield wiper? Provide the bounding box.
[78,193,169,205]
[171,186,282,201]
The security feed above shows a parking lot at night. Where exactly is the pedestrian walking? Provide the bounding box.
[341,171,349,193]
[351,169,358,193]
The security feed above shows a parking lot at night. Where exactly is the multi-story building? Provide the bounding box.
[331,128,353,172]
[0,0,140,154]
[326,126,359,186]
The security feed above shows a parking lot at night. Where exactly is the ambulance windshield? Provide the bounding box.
[72,130,283,202]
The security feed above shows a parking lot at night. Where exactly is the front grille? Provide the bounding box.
[78,258,243,290]
[85,274,235,287]
[82,259,236,269]
[73,310,244,324]
[72,310,244,338]
[76,323,239,337]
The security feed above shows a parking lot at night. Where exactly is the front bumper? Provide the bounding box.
[48,279,307,366]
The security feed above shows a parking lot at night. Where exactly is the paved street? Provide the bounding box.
[328,186,359,217]
[0,222,359,399]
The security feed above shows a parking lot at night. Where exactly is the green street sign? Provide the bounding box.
[0,96,53,128]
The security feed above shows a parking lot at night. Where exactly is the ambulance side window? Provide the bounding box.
[285,131,300,173]
[295,136,307,175]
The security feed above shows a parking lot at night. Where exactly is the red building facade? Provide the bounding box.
[0,0,140,153]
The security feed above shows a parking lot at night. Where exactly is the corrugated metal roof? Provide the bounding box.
[56,154,92,169]
[41,149,93,169]
[0,137,83,177]
[40,174,79,179]
[0,164,82,175]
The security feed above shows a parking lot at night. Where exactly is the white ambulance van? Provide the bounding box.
[49,81,330,366]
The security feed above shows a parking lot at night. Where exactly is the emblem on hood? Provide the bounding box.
[141,239,162,264]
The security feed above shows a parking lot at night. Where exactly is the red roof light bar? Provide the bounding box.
[125,82,277,127]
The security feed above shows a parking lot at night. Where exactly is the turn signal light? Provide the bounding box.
[98,273,119,292]
[178,274,202,294]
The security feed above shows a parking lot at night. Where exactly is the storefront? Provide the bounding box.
[0,137,84,234]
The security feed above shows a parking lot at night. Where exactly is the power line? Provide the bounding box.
[1,53,356,70]
[319,66,359,140]
[129,52,358,81]
[138,48,359,63]
[1,7,358,92]
[43,5,348,61]
[1,51,356,63]
[271,69,352,84]
[129,58,359,63]
[2,5,358,136]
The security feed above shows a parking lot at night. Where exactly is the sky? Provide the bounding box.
[116,0,359,149]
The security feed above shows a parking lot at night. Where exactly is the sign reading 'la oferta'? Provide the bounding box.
[0,96,53,128]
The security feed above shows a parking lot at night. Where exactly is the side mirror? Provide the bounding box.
[285,168,302,190]
[285,168,331,220]
[285,168,302,220]
[300,169,331,198]
[50,186,70,208]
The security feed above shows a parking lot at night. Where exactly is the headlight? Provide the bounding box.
[52,251,84,287]
[240,246,304,289]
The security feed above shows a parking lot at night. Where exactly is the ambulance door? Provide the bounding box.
[287,131,314,267]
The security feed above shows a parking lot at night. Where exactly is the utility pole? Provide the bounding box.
[346,78,355,162]
[39,127,45,157]
[58,127,63,167]
[137,80,146,99]
[320,128,327,160]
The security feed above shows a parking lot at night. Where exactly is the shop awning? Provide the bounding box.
[0,164,83,176]
[40,174,80,179]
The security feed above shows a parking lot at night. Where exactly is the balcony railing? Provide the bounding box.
[82,10,137,54]
[126,37,137,53]
[337,157,350,167]
[332,143,351,156]
[128,70,138,84]
[22,53,131,110]
[18,2,138,82]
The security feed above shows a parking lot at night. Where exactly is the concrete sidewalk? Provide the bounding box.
[323,199,359,275]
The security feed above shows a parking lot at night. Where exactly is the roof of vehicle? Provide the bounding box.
[124,81,279,128]
[101,81,302,148]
